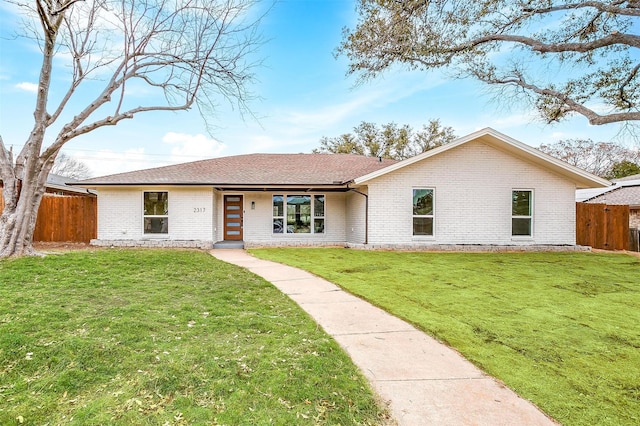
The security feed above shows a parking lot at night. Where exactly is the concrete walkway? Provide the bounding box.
[210,250,556,426]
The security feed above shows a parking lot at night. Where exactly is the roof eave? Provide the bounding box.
[72,182,351,191]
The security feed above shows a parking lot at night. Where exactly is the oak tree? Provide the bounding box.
[339,1,640,125]
[607,160,640,179]
[0,0,267,257]
[538,138,640,177]
[314,119,456,160]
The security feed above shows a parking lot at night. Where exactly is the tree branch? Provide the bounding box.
[619,62,640,109]
[459,31,640,55]
[486,73,640,125]
[523,1,640,18]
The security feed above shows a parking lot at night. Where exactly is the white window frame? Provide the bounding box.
[512,189,533,238]
[143,191,169,236]
[272,194,325,234]
[412,188,435,237]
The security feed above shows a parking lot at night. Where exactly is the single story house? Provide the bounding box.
[74,128,609,250]
[577,174,640,228]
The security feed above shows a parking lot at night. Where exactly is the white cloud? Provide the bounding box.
[78,148,163,177]
[16,82,38,93]
[162,132,226,161]
[489,111,538,128]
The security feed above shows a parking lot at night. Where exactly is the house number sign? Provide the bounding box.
[193,207,206,213]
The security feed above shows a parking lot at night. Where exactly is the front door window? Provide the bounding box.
[224,195,243,240]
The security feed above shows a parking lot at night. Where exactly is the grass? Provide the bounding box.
[0,249,388,425]
[250,248,640,426]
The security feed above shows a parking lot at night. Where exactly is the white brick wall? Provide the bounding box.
[97,187,213,241]
[346,190,367,244]
[364,140,577,246]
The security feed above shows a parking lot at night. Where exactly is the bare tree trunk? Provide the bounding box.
[0,195,42,257]
[0,150,54,258]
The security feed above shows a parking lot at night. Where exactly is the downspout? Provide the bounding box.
[348,186,368,245]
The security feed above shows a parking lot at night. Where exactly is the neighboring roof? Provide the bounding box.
[584,185,640,207]
[46,173,96,195]
[578,173,640,206]
[354,127,611,189]
[47,173,76,186]
[577,175,640,202]
[75,154,397,189]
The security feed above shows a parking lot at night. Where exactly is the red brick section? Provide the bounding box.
[76,154,397,186]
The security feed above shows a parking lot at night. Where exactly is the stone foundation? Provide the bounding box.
[91,239,591,252]
[345,243,591,252]
[90,239,213,249]
[243,241,346,249]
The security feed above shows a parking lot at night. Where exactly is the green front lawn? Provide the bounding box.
[0,249,387,425]
[250,248,640,426]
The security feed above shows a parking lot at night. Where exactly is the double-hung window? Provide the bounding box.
[273,194,325,234]
[512,190,532,236]
[413,188,434,236]
[144,191,168,234]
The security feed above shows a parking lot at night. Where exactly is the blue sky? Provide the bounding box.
[0,0,634,177]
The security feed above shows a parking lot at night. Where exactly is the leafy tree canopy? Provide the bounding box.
[313,119,456,160]
[607,160,640,179]
[339,1,640,125]
[538,138,640,178]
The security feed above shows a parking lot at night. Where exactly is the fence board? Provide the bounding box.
[576,203,630,250]
[33,195,97,243]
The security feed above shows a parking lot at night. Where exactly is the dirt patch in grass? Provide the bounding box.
[33,242,93,252]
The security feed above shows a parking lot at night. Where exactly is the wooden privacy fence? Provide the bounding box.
[576,202,630,251]
[0,194,97,243]
[34,195,97,243]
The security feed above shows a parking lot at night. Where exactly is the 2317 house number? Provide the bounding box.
[193,207,206,213]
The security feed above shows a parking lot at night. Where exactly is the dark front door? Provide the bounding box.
[223,195,243,241]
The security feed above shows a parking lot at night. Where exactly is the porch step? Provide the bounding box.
[213,240,245,249]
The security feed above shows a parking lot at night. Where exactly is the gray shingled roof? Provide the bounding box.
[586,185,640,207]
[76,153,397,186]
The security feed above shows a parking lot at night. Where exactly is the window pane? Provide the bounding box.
[512,218,532,236]
[413,217,433,236]
[314,195,325,217]
[273,195,283,217]
[512,191,531,216]
[314,219,325,234]
[273,219,283,233]
[144,192,168,215]
[287,195,311,233]
[413,189,433,215]
[144,217,168,234]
